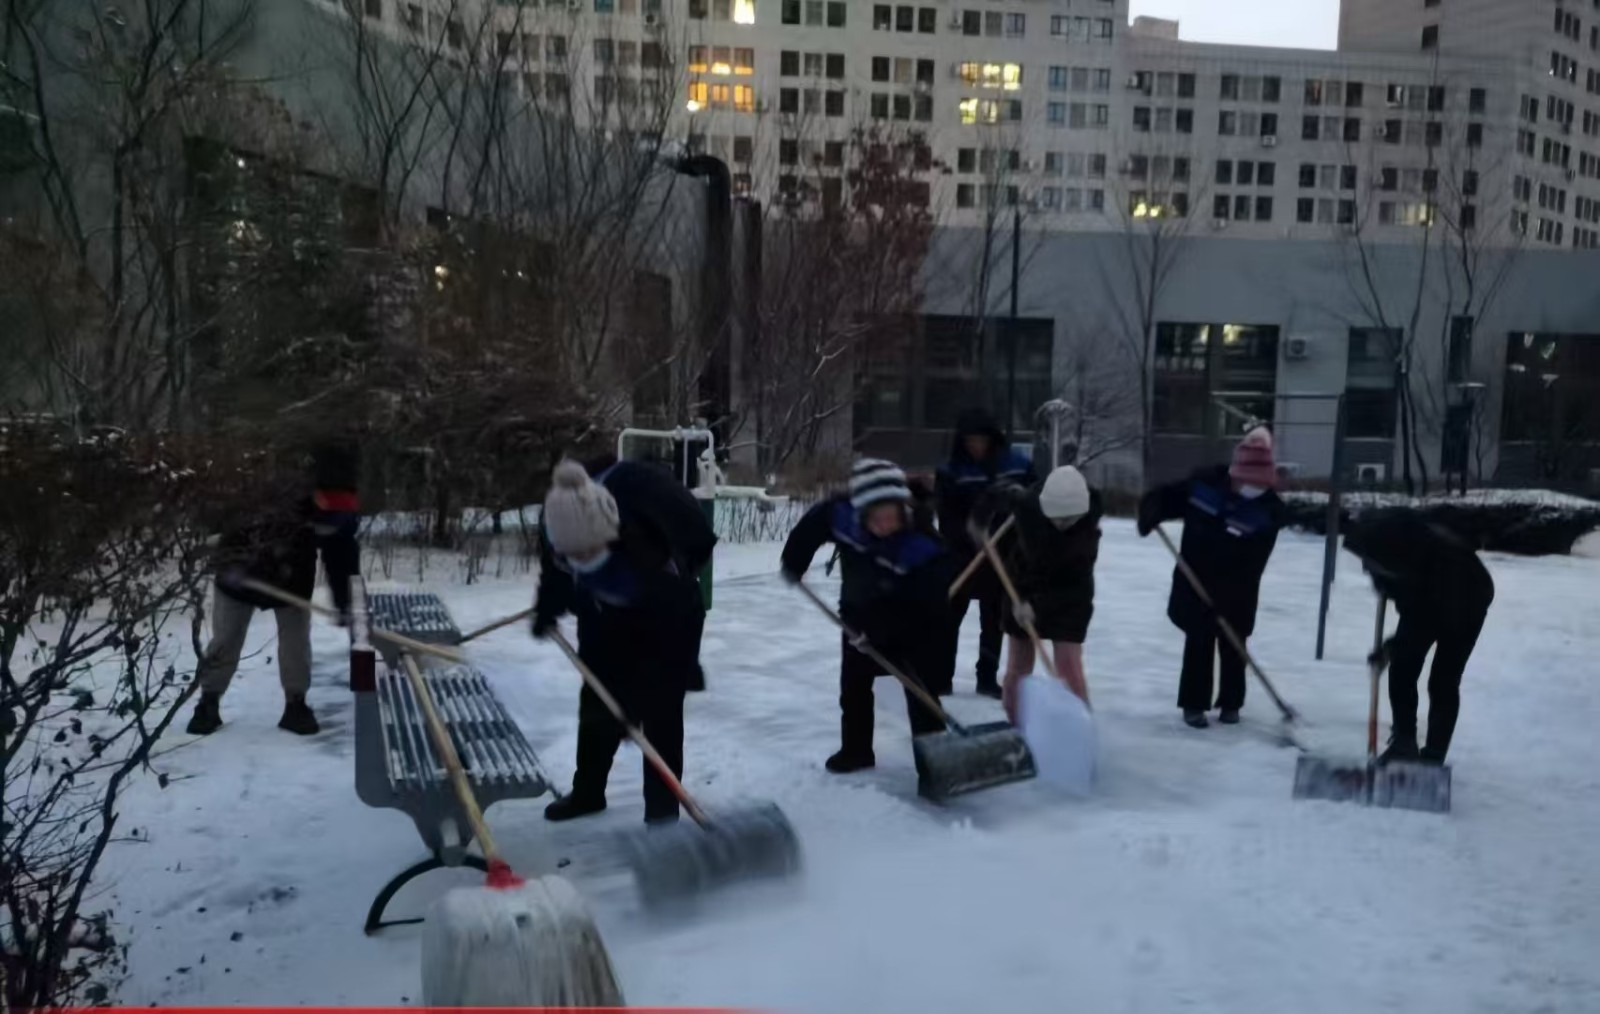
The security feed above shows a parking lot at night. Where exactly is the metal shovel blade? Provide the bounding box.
[913,722,1037,801]
[1293,754,1452,814]
[620,801,803,910]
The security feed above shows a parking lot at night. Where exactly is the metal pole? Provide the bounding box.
[1315,393,1348,660]
[1006,206,1020,437]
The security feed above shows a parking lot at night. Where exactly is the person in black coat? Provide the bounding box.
[974,465,1101,721]
[188,443,362,737]
[1137,427,1285,729]
[935,408,1038,698]
[781,458,958,773]
[1343,511,1494,765]
[533,457,716,825]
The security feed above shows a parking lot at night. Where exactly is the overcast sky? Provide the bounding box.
[1127,0,1340,50]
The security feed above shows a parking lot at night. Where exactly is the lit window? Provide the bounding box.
[734,84,755,111]
[1003,63,1022,90]
[710,83,731,107]
[959,62,980,85]
[687,80,708,110]
[733,0,755,23]
[711,45,732,75]
[688,46,707,73]
[734,48,754,74]
[959,97,978,124]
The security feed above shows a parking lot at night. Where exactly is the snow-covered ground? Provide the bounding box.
[98,521,1600,1012]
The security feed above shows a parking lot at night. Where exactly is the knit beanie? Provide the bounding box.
[542,459,620,556]
[1038,465,1091,522]
[849,458,912,512]
[1229,426,1278,488]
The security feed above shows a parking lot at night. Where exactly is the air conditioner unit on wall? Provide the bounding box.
[1357,462,1388,484]
[1261,134,1278,148]
[643,12,660,26]
[1284,335,1312,360]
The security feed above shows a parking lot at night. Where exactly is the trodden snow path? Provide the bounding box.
[99,521,1600,1012]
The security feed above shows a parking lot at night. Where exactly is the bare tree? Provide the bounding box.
[732,121,934,476]
[1050,311,1145,469]
[1100,140,1208,475]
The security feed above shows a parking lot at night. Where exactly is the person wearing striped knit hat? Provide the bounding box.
[781,459,960,773]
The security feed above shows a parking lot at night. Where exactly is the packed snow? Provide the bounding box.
[96,520,1600,1012]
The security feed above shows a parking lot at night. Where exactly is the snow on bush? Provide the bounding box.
[1280,488,1600,556]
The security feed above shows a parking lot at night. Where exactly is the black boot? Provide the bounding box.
[187,692,223,735]
[825,748,876,773]
[277,694,319,736]
[544,792,607,822]
[974,679,1003,700]
[1217,708,1241,725]
[1417,744,1448,766]
[1378,731,1420,765]
[1183,709,1209,729]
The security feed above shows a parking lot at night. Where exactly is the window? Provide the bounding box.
[1261,112,1279,137]
[1467,123,1483,147]
[896,4,913,31]
[1302,115,1320,140]
[1343,118,1361,142]
[827,53,845,78]
[1133,106,1151,132]
[871,57,888,82]
[828,0,847,24]
[1297,198,1316,223]
[1216,159,1234,185]
[1095,69,1112,92]
[1178,73,1196,98]
[781,50,799,76]
[825,90,844,116]
[1213,194,1231,220]
[1238,161,1256,186]
[783,0,800,21]
[1049,66,1068,91]
[1255,196,1274,221]
[1219,111,1238,135]
[594,38,615,63]
[780,87,799,113]
[547,34,567,59]
[1005,13,1025,37]
[805,0,823,24]
[873,4,890,29]
[1048,102,1066,125]
[957,184,975,208]
[1469,87,1486,114]
[1089,154,1107,178]
[962,9,980,34]
[985,11,1002,36]
[1447,317,1473,383]
[1341,164,1357,190]
[1427,85,1446,112]
[957,148,976,173]
[1176,109,1193,133]
[1425,121,1443,146]
[1381,118,1402,143]
[1299,164,1317,188]
[1462,169,1479,197]
[1221,74,1240,100]
[1305,80,1323,106]
[1338,199,1356,224]
[1421,24,1438,49]
[1346,81,1364,107]
[918,6,935,32]
[1156,108,1174,133]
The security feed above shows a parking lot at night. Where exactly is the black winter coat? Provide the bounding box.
[534,460,715,696]
[1139,465,1284,637]
[935,408,1038,565]
[1343,511,1494,634]
[978,483,1102,643]
[213,489,361,614]
[782,495,959,682]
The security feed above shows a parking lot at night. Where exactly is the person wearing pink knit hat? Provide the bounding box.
[1137,426,1286,729]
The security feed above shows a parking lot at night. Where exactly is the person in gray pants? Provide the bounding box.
[188,446,361,737]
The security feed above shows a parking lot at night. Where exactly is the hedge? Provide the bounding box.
[1280,489,1600,556]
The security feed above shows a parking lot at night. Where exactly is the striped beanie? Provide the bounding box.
[849,458,912,512]
[1229,426,1278,489]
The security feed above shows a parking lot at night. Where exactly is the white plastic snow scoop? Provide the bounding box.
[1016,674,1097,795]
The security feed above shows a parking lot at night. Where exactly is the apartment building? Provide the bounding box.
[298,0,1600,488]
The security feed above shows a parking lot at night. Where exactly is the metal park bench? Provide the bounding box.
[347,579,553,933]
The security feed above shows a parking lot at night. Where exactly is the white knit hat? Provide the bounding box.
[1038,465,1090,521]
[849,458,912,511]
[542,459,620,556]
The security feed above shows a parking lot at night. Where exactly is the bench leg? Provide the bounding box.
[363,854,491,935]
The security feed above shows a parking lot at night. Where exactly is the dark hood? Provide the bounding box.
[1343,510,1458,573]
[950,407,1007,464]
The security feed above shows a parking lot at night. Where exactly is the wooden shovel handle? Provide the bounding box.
[400,653,503,865]
[1369,597,1388,762]
[947,516,1015,600]
[976,530,1058,682]
[546,628,713,829]
[460,608,536,645]
[236,578,468,665]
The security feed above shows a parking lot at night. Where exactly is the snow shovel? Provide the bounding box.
[794,580,1036,801]
[1152,526,1302,731]
[1292,598,1452,813]
[947,515,1015,601]
[544,629,803,909]
[235,578,469,664]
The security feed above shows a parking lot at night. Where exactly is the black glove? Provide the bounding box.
[531,611,558,640]
[1368,637,1394,671]
[1136,497,1161,538]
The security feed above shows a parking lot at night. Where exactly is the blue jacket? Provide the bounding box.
[782,496,957,656]
[935,408,1037,562]
[1139,465,1284,637]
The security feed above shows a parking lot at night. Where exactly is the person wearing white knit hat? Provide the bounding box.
[532,456,718,824]
[781,457,959,773]
[970,465,1101,721]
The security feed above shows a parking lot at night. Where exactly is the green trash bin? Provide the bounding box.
[694,491,715,611]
